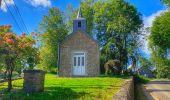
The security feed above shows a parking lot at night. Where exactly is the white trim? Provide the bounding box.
[72,51,86,76]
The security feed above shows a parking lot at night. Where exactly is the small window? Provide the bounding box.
[78,57,80,66]
[78,22,81,28]
[82,57,84,66]
[74,57,76,66]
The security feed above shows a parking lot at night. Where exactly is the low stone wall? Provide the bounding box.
[112,77,134,100]
[23,70,45,93]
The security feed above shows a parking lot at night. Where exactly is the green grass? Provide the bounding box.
[0,74,128,100]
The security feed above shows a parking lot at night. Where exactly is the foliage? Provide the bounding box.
[63,0,142,74]
[0,74,127,100]
[104,60,121,75]
[161,0,170,6]
[0,71,19,79]
[94,0,142,72]
[0,25,39,91]
[39,8,68,71]
[149,11,170,79]
[64,4,76,34]
[65,0,95,36]
[134,75,151,84]
[139,57,153,70]
[80,0,95,36]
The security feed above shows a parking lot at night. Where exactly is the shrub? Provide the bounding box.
[134,75,151,84]
[48,67,58,74]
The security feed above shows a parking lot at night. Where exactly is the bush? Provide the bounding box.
[48,68,58,74]
[134,75,151,84]
[156,65,170,79]
[0,71,19,79]
[0,73,3,79]
[12,71,19,78]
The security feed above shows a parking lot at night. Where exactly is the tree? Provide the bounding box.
[94,0,142,73]
[39,8,68,72]
[0,25,38,91]
[80,0,95,36]
[149,11,170,78]
[65,0,95,36]
[139,57,153,70]
[64,4,75,34]
[161,0,170,6]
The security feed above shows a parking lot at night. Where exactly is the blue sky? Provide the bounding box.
[0,0,80,35]
[0,0,166,34]
[129,0,166,16]
[0,0,167,56]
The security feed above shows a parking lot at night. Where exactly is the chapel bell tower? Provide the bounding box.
[73,8,87,32]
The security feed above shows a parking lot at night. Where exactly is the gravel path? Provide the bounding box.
[145,80,170,100]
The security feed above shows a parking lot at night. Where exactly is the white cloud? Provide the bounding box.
[0,0,14,12]
[26,0,51,7]
[143,10,167,28]
[141,9,167,55]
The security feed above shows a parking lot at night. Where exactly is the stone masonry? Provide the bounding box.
[23,70,45,92]
[112,77,134,100]
[59,31,100,77]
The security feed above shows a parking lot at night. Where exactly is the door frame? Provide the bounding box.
[72,52,86,76]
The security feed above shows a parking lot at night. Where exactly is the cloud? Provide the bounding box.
[0,0,14,12]
[141,9,167,55]
[26,0,51,7]
[143,10,167,28]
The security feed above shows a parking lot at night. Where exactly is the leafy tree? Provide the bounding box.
[139,57,153,70]
[65,0,98,36]
[80,0,95,36]
[65,0,143,74]
[64,4,75,34]
[94,0,142,73]
[39,8,68,72]
[161,0,170,6]
[0,25,38,91]
[149,11,170,78]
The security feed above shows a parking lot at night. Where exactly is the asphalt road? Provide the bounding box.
[145,80,170,100]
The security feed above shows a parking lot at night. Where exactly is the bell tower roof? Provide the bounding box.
[77,8,83,18]
[73,8,86,32]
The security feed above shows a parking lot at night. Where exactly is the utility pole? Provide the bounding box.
[0,0,2,7]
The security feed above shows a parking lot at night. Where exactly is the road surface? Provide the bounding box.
[145,80,170,100]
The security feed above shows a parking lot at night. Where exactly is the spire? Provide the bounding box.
[73,7,86,32]
[77,8,83,18]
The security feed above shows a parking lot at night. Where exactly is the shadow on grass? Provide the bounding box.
[1,87,89,100]
[48,85,121,89]
[99,75,130,79]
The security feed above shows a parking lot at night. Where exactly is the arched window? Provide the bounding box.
[78,21,81,28]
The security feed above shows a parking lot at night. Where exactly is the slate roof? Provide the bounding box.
[61,30,98,44]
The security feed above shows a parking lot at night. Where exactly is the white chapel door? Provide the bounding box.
[73,53,85,76]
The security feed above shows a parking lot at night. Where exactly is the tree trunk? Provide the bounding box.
[7,73,12,91]
[5,58,14,92]
[3,69,7,80]
[7,67,13,92]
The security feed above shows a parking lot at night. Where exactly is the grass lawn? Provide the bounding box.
[0,74,128,100]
